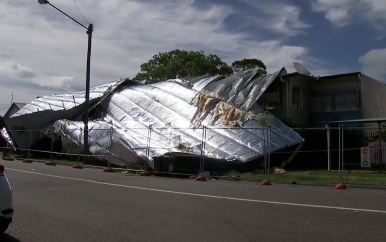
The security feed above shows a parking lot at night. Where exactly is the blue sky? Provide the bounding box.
[0,0,385,115]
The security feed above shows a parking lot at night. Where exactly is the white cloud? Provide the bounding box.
[311,0,352,27]
[312,0,386,33]
[361,0,386,35]
[0,56,36,79]
[0,56,75,90]
[239,1,311,36]
[359,48,386,83]
[34,75,76,90]
[0,0,311,107]
[226,39,308,73]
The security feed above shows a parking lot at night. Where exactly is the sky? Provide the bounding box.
[0,0,385,115]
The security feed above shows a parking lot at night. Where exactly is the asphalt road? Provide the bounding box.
[1,159,386,242]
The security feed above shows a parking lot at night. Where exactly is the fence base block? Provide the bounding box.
[261,179,271,185]
[103,167,114,172]
[140,171,151,176]
[3,157,14,161]
[73,164,84,169]
[335,183,346,189]
[195,175,207,181]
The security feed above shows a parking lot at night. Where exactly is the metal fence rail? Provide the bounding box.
[1,126,386,174]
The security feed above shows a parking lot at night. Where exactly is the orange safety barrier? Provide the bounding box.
[139,171,151,176]
[103,167,114,172]
[2,157,14,161]
[335,183,346,189]
[261,178,271,185]
[195,175,206,181]
[72,164,84,169]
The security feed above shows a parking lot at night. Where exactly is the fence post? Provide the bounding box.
[109,125,113,169]
[199,126,207,175]
[267,125,271,176]
[146,125,152,171]
[338,123,345,183]
[45,129,57,166]
[27,129,33,161]
[378,122,383,172]
[78,128,82,163]
[139,125,152,176]
[263,126,267,175]
[10,128,15,158]
[326,124,331,171]
[50,129,54,163]
[342,125,344,172]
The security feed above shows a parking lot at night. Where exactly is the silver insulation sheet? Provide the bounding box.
[78,76,302,168]
[3,79,126,149]
[4,71,304,169]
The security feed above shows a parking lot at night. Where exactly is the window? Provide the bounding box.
[264,92,280,109]
[292,86,303,110]
[312,93,359,112]
[335,94,359,111]
[312,96,332,112]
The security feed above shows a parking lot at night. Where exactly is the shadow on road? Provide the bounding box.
[0,233,21,242]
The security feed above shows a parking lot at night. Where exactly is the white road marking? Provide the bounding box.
[8,168,386,214]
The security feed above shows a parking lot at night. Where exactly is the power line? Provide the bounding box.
[72,0,89,25]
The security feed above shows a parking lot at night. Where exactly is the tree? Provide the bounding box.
[133,49,233,83]
[231,58,267,74]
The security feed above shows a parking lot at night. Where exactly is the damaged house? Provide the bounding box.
[2,68,304,173]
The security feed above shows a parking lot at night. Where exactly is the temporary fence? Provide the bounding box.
[1,125,279,165]
[1,125,386,187]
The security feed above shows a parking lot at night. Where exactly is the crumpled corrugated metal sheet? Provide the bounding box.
[197,68,287,110]
[0,128,13,148]
[3,79,130,149]
[4,69,304,170]
[10,80,125,118]
[55,70,302,169]
[51,119,145,167]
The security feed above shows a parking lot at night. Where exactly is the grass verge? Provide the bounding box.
[222,170,386,185]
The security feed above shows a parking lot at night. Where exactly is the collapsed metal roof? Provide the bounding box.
[3,68,304,170]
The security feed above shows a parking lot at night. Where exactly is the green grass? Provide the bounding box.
[222,169,386,185]
[3,151,386,185]
[3,151,113,167]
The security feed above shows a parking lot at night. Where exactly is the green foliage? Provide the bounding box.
[133,49,233,83]
[377,123,386,141]
[251,112,268,127]
[221,170,386,185]
[231,58,267,73]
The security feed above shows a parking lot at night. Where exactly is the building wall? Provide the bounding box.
[4,105,20,118]
[269,75,312,127]
[4,103,26,118]
[266,79,293,125]
[361,74,386,119]
[263,72,385,128]
[308,74,363,127]
[268,79,289,124]
[287,76,312,127]
[309,111,363,126]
